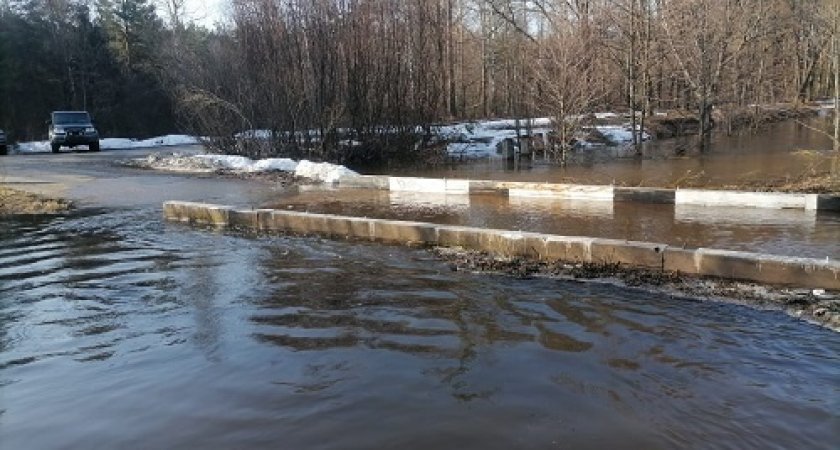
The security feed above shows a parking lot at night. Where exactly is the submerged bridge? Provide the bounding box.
[163,176,840,290]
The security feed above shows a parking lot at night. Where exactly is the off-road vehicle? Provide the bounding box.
[48,111,100,153]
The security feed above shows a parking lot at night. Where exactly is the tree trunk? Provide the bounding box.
[699,101,713,151]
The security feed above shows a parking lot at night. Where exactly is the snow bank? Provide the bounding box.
[441,116,650,158]
[294,159,358,183]
[132,153,358,183]
[15,135,200,153]
[439,118,554,159]
[194,154,298,172]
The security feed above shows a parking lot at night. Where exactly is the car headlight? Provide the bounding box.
[85,127,96,133]
[53,127,65,134]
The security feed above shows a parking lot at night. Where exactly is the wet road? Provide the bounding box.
[0,211,838,449]
[0,134,838,448]
[3,142,838,259]
[0,146,284,208]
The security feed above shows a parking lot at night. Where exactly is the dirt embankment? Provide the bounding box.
[435,248,840,332]
[0,187,72,215]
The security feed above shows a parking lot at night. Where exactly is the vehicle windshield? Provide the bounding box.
[53,112,91,125]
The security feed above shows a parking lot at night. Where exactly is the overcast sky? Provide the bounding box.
[179,0,228,27]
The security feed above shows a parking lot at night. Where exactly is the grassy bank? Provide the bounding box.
[0,186,72,215]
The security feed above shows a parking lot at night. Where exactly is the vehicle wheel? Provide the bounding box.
[0,145,7,156]
[89,142,100,152]
[51,143,61,153]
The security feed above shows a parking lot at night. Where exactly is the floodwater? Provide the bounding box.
[269,116,840,260]
[391,117,838,187]
[1,210,838,449]
[268,187,840,259]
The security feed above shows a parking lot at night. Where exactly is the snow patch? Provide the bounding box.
[131,153,358,183]
[16,135,200,153]
[439,115,650,159]
[592,125,650,145]
[294,159,359,183]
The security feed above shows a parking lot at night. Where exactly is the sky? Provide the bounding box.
[179,0,228,27]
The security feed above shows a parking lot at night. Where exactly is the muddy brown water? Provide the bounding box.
[268,188,840,259]
[1,210,838,448]
[265,117,840,260]
[384,117,838,187]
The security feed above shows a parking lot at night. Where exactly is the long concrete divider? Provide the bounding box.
[335,175,840,211]
[163,201,840,289]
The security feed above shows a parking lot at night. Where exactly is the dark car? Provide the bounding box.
[48,111,100,153]
[0,129,7,155]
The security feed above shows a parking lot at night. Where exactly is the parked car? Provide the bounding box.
[0,129,7,155]
[48,111,99,153]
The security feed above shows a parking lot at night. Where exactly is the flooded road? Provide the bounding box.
[270,187,840,259]
[1,210,838,448]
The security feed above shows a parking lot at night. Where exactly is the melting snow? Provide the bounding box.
[133,153,358,183]
[16,135,200,153]
[440,116,649,159]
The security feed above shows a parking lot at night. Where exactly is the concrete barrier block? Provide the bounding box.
[541,236,595,262]
[338,175,390,189]
[371,220,438,245]
[663,247,701,274]
[300,213,334,236]
[445,179,471,194]
[469,180,508,196]
[345,216,376,240]
[590,239,666,269]
[615,187,675,204]
[437,226,480,248]
[518,233,551,260]
[508,183,614,201]
[174,203,230,226]
[255,209,276,231]
[484,231,533,257]
[389,177,447,193]
[226,209,257,228]
[278,213,312,235]
[676,189,808,209]
[310,214,370,239]
[163,201,190,222]
[388,176,471,194]
[172,202,204,223]
[264,210,293,232]
[694,249,840,289]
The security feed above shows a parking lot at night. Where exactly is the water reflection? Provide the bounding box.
[0,211,838,449]
[268,188,840,258]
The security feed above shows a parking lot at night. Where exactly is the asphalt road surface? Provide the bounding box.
[0,145,286,208]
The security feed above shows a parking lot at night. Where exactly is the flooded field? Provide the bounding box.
[1,210,838,448]
[394,117,838,188]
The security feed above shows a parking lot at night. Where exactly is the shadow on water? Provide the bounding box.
[0,210,838,448]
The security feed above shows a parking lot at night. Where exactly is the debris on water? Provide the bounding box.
[432,247,840,332]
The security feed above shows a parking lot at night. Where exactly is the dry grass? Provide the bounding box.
[0,186,72,215]
[663,152,840,193]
